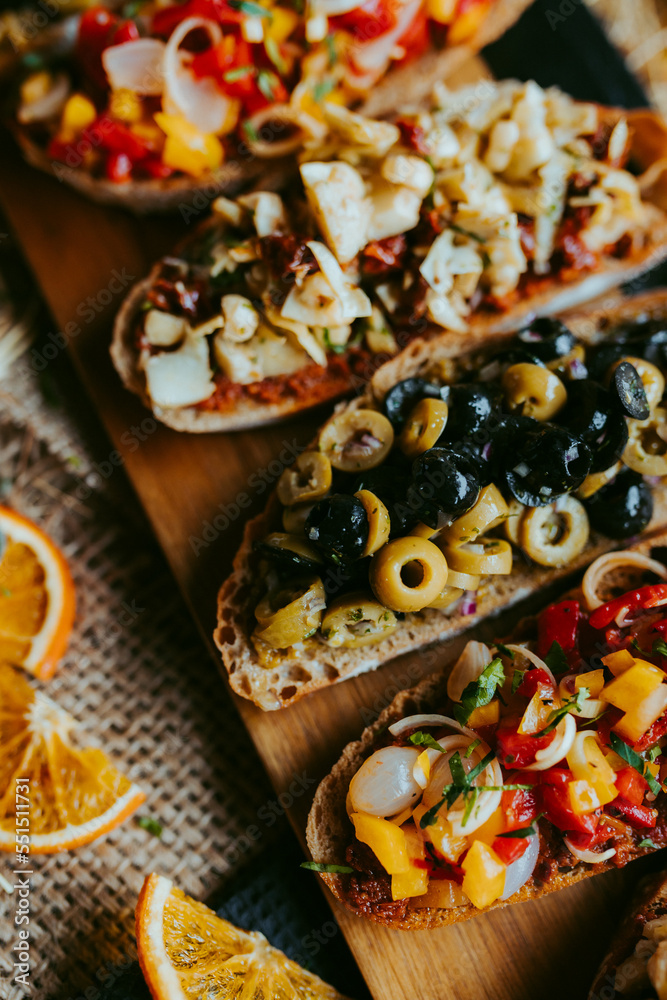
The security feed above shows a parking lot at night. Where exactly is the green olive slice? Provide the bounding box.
[519,497,589,567]
[277,451,332,506]
[321,592,398,648]
[319,408,394,472]
[623,407,667,477]
[256,533,323,573]
[399,398,449,458]
[282,502,316,534]
[502,363,567,421]
[253,578,326,649]
[354,489,391,557]
[369,537,448,613]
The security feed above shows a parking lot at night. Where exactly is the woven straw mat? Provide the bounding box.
[0,344,277,999]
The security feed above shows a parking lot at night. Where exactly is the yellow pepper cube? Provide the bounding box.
[425,0,457,23]
[109,88,143,124]
[518,689,553,735]
[266,5,299,42]
[61,93,97,137]
[601,661,666,712]
[351,813,410,874]
[161,133,223,178]
[566,734,618,808]
[392,866,429,901]
[575,669,605,698]
[461,840,506,910]
[468,699,500,729]
[602,649,636,676]
[614,684,667,744]
[568,779,601,815]
[473,807,506,847]
[412,805,467,864]
[448,0,489,42]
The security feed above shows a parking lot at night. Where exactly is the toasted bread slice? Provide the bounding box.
[305,531,667,930]
[214,288,667,711]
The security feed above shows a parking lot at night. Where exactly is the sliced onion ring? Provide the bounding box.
[504,644,557,687]
[18,72,69,124]
[564,838,616,864]
[582,551,667,611]
[447,641,492,703]
[388,713,477,740]
[102,38,165,95]
[522,712,577,771]
[163,17,234,134]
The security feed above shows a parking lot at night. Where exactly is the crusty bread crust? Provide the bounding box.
[214,288,667,711]
[306,530,667,931]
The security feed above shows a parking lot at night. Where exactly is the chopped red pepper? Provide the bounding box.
[98,118,152,161]
[331,0,397,38]
[495,724,554,769]
[634,714,667,753]
[607,796,658,829]
[414,857,464,884]
[110,19,140,44]
[516,668,553,699]
[564,825,613,851]
[152,0,243,36]
[361,235,408,275]
[77,6,120,89]
[614,766,649,806]
[501,788,538,831]
[538,768,601,835]
[492,836,529,866]
[105,150,133,182]
[536,599,580,663]
[396,118,430,155]
[589,584,667,630]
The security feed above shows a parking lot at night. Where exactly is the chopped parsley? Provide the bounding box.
[544,639,569,675]
[243,121,260,143]
[511,668,526,695]
[464,738,482,758]
[228,0,273,17]
[409,731,447,753]
[648,745,663,763]
[136,816,163,838]
[418,750,531,830]
[453,657,505,726]
[639,838,659,849]
[532,688,589,737]
[610,733,662,796]
[257,70,280,101]
[325,32,336,67]
[498,814,543,839]
[313,79,335,104]
[629,637,667,658]
[301,862,353,873]
[264,36,288,75]
[223,65,254,82]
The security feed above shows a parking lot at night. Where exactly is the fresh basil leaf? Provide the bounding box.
[610,732,662,796]
[228,0,273,17]
[464,737,481,759]
[511,668,526,695]
[454,657,505,726]
[461,787,479,827]
[498,815,543,839]
[301,862,354,873]
[496,643,514,660]
[419,797,446,828]
[639,838,659,849]
[544,640,569,675]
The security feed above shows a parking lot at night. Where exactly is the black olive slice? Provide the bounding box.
[383,378,445,432]
[585,471,654,538]
[517,317,577,362]
[254,533,323,575]
[503,426,591,506]
[610,361,650,420]
[410,448,481,522]
[305,494,369,565]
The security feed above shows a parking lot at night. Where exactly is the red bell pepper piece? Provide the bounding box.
[495,724,554,769]
[516,668,553,699]
[139,157,175,180]
[152,0,243,36]
[538,768,601,835]
[536,599,580,662]
[110,19,140,44]
[614,766,649,806]
[77,7,120,89]
[105,150,133,183]
[563,825,613,851]
[589,584,667,630]
[414,858,464,884]
[492,836,529,866]
[502,788,538,831]
[98,119,152,161]
[332,0,397,38]
[607,796,658,829]
[634,714,667,753]
[361,235,408,274]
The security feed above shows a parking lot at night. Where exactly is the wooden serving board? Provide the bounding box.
[0,59,652,998]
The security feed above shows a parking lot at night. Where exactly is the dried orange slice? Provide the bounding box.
[0,663,144,853]
[136,873,349,1000]
[0,506,75,679]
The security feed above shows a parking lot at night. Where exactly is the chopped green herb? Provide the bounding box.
[648,745,663,763]
[464,738,481,758]
[580,709,608,727]
[0,587,11,598]
[655,640,667,658]
[323,328,347,354]
[264,36,288,75]
[301,862,354,873]
[610,733,662,796]
[136,816,163,838]
[409,732,447,753]
[533,687,589,737]
[639,838,659,849]
[257,70,280,101]
[228,0,273,17]
[495,643,514,660]
[451,223,485,244]
[313,78,335,104]
[544,639,569,675]
[454,657,505,726]
[243,121,260,143]
[325,32,336,67]
[223,65,255,82]
[498,814,543,839]
[511,668,526,695]
[419,749,500,829]
[139,300,153,312]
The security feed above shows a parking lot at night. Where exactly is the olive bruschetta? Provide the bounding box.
[215,289,667,710]
[113,79,667,427]
[304,541,667,928]
[12,0,530,213]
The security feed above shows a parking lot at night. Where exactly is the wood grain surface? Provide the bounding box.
[0,60,654,997]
